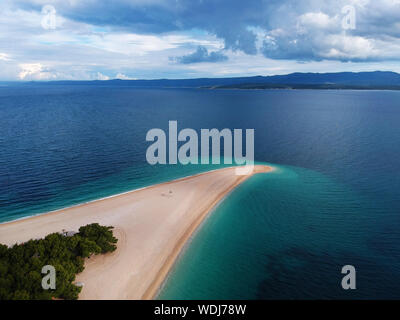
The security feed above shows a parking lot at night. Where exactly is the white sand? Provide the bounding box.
[0,165,272,299]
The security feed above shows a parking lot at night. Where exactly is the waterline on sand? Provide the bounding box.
[0,165,274,299]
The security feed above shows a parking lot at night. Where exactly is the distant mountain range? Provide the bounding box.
[206,71,400,90]
[5,71,400,90]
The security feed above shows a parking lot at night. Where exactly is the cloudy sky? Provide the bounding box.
[1,0,400,81]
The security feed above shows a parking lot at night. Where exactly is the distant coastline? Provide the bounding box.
[203,83,400,90]
[2,71,400,91]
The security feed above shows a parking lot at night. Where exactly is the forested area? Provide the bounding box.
[0,223,117,300]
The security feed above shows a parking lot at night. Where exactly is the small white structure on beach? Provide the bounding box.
[60,230,78,237]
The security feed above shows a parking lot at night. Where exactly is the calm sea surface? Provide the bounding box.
[0,85,399,298]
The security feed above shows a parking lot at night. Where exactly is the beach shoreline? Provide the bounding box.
[0,166,244,226]
[0,165,273,299]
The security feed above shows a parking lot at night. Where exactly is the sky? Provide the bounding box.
[1,0,400,81]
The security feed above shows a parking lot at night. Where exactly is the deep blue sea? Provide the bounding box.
[1,85,399,299]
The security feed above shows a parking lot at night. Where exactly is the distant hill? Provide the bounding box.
[4,71,400,90]
[209,71,400,90]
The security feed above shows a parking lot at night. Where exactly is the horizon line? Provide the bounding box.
[1,70,399,83]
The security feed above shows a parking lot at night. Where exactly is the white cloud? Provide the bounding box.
[321,35,376,60]
[0,53,11,61]
[115,73,137,80]
[1,0,400,80]
[298,12,338,30]
[18,63,47,79]
[94,72,110,80]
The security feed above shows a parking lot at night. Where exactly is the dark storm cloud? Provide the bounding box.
[10,0,400,62]
[172,46,228,64]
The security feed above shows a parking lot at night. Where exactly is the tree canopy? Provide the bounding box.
[0,223,117,300]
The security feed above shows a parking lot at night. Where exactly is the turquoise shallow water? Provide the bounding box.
[1,85,399,298]
[158,164,399,299]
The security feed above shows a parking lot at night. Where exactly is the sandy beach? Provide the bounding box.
[0,165,272,300]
